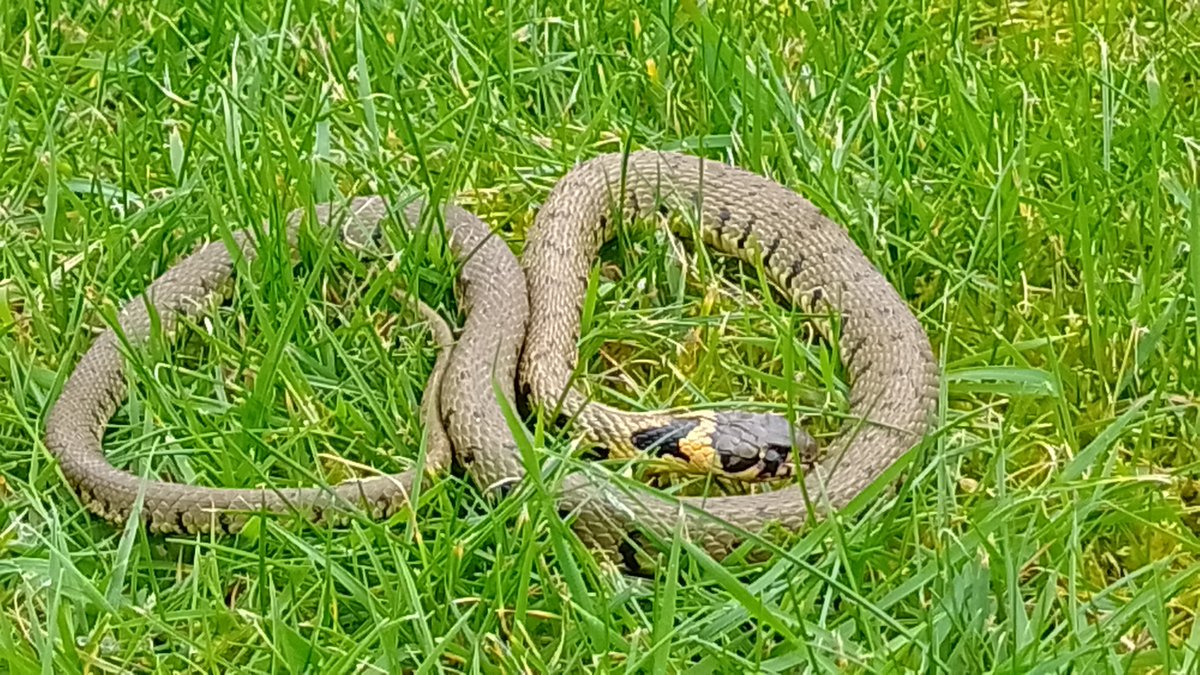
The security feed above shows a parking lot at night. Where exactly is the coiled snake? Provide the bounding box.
[44,151,938,571]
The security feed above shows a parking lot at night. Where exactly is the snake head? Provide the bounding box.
[707,411,813,481]
[632,411,814,481]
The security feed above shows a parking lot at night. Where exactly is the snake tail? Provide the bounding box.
[44,197,528,535]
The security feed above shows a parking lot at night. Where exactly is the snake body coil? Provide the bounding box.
[44,150,937,570]
[519,151,938,564]
[43,198,528,534]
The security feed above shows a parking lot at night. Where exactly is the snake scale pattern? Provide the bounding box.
[44,150,938,571]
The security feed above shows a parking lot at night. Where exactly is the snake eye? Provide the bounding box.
[762,444,792,476]
[722,452,760,474]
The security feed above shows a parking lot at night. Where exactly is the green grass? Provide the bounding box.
[2,0,1199,672]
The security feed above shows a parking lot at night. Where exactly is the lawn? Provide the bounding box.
[2,0,1199,672]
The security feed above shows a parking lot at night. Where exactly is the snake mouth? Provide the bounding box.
[734,443,798,480]
[715,441,798,481]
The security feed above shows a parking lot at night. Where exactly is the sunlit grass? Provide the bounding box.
[2,0,1199,672]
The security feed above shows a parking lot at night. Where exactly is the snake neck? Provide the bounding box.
[543,387,671,456]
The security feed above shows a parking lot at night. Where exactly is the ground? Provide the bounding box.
[2,1,1199,673]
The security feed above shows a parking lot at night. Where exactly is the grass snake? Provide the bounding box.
[44,150,938,572]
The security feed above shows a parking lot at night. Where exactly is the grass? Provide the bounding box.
[2,0,1199,672]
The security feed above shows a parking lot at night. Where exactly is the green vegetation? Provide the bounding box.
[2,0,1199,672]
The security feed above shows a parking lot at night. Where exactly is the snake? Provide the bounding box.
[43,150,938,572]
[520,151,937,566]
[43,198,528,534]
